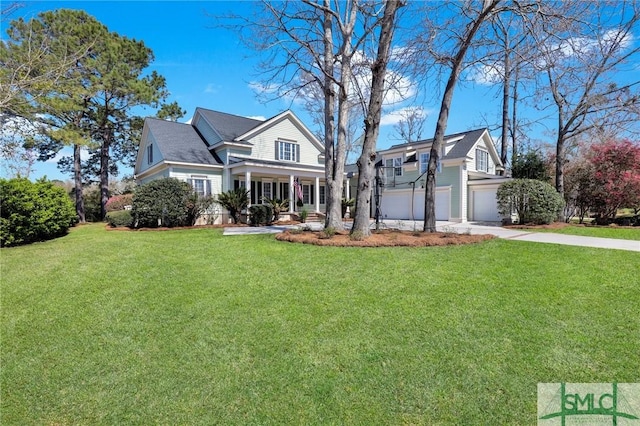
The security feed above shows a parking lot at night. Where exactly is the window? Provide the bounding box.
[279,182,289,201]
[188,176,211,197]
[147,144,153,164]
[262,181,272,201]
[300,184,315,204]
[385,157,403,178]
[476,149,489,172]
[420,152,441,174]
[319,185,326,205]
[420,152,429,174]
[278,140,298,162]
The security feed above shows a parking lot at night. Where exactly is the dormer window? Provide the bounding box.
[277,140,299,162]
[385,157,403,178]
[476,149,489,172]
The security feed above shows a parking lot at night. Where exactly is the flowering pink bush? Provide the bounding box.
[588,139,640,221]
[105,193,134,212]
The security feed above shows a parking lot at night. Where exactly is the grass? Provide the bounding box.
[531,224,640,240]
[2,224,639,424]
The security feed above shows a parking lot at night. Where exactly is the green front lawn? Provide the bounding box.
[2,224,639,424]
[531,224,640,240]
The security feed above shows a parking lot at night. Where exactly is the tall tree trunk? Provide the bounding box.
[100,123,111,221]
[423,0,499,232]
[322,2,344,230]
[500,47,511,174]
[555,132,565,216]
[73,143,85,223]
[510,66,519,169]
[352,0,403,237]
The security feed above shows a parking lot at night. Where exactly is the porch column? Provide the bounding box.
[315,176,320,212]
[346,178,350,199]
[289,174,295,213]
[245,171,251,207]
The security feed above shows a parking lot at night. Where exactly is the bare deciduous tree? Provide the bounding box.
[352,0,404,237]
[529,0,640,209]
[412,0,504,232]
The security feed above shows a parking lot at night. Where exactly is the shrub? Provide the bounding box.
[216,188,250,224]
[299,207,309,223]
[249,204,273,226]
[185,194,215,226]
[349,230,365,241]
[131,178,193,228]
[0,178,76,247]
[106,210,133,228]
[105,193,134,212]
[262,197,289,222]
[319,226,336,239]
[497,179,564,225]
[342,198,355,218]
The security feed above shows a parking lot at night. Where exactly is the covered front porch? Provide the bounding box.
[226,159,327,217]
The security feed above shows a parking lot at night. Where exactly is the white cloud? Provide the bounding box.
[204,83,220,94]
[468,63,504,86]
[45,146,90,163]
[248,81,279,95]
[380,106,432,126]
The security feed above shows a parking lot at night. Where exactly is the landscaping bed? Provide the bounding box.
[276,228,495,247]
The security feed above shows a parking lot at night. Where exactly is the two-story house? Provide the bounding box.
[134,108,326,223]
[349,128,510,223]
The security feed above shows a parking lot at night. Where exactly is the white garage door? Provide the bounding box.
[380,189,450,221]
[471,188,501,222]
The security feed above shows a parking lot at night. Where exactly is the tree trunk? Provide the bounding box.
[352,0,403,237]
[510,66,519,169]
[555,133,565,221]
[500,47,510,174]
[73,143,85,223]
[100,123,111,221]
[322,3,344,230]
[423,0,499,232]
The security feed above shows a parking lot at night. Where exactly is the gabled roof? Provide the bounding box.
[196,108,264,141]
[145,118,222,165]
[386,128,489,160]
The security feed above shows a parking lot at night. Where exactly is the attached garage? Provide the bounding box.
[380,187,451,221]
[467,179,510,222]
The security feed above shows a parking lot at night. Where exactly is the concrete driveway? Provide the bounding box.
[223,220,640,252]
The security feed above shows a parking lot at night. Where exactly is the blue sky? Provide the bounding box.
[2,1,638,181]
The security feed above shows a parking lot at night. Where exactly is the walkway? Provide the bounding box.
[223,220,640,252]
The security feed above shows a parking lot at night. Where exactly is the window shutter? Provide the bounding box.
[187,178,193,188]
[296,144,300,163]
[206,179,212,196]
[275,140,280,161]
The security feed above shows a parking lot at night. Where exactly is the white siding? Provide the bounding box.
[138,132,162,175]
[469,142,497,174]
[246,117,322,165]
[194,115,222,145]
[137,167,170,185]
[169,168,223,197]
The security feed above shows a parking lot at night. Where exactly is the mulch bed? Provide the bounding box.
[276,229,495,247]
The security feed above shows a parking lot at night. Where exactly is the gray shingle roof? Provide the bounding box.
[145,118,221,166]
[387,128,488,160]
[197,108,264,141]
